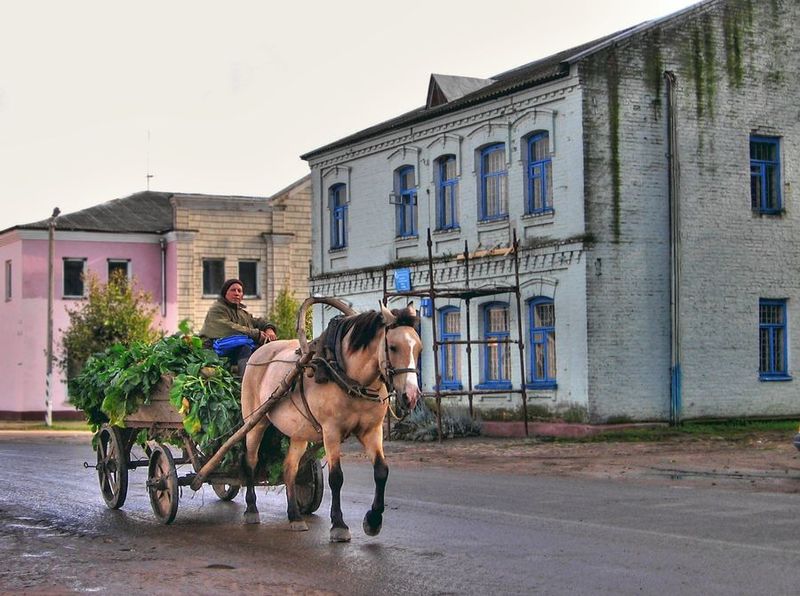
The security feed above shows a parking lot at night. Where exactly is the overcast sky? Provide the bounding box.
[0,0,698,231]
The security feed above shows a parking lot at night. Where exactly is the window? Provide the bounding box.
[479,144,507,221]
[107,259,130,283]
[526,132,553,214]
[394,166,417,238]
[438,306,462,389]
[759,299,789,380]
[480,302,511,388]
[4,260,11,301]
[329,183,348,249]
[528,297,557,388]
[436,155,459,230]
[751,136,781,213]
[202,259,225,296]
[63,258,86,298]
[238,261,258,297]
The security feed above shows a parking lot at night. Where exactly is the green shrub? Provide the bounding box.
[58,271,159,380]
[267,286,312,340]
[390,400,481,441]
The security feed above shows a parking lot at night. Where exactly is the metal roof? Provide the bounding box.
[300,0,714,161]
[8,190,268,235]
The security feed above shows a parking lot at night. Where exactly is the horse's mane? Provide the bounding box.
[344,311,385,352]
[390,306,420,329]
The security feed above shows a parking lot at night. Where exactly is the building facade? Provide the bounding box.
[301,0,800,423]
[0,177,310,420]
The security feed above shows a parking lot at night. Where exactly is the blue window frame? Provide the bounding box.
[528,297,556,388]
[329,183,347,249]
[436,155,459,230]
[750,136,781,214]
[478,302,511,389]
[395,166,417,238]
[479,144,507,221]
[437,306,462,389]
[759,299,790,380]
[526,132,553,215]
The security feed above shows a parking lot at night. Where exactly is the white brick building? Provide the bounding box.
[301,0,800,423]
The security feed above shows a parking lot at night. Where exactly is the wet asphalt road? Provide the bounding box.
[2,433,800,595]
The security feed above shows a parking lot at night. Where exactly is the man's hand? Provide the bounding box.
[259,329,278,343]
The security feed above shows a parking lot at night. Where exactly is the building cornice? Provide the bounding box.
[307,81,578,170]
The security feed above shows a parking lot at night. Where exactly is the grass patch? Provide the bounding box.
[0,420,91,432]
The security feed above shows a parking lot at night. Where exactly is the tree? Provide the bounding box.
[58,270,160,380]
[267,286,312,340]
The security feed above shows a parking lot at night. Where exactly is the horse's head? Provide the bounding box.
[381,302,422,412]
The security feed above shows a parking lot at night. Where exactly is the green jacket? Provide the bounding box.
[198,298,276,342]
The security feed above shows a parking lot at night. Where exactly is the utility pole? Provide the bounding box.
[45,207,60,427]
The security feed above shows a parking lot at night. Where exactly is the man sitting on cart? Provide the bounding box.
[199,278,278,377]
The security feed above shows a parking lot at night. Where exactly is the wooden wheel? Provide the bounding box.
[96,424,129,509]
[295,457,324,514]
[147,443,179,524]
[212,483,240,501]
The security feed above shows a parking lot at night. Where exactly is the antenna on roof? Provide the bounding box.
[146,129,154,190]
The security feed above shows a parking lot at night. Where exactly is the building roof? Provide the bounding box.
[300,0,714,161]
[7,190,268,235]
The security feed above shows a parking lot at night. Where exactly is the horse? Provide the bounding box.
[240,301,422,542]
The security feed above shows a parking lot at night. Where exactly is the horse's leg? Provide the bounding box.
[358,425,388,537]
[283,438,309,531]
[324,432,351,542]
[242,420,268,524]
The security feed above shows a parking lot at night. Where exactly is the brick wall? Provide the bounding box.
[581,0,800,421]
[172,179,312,332]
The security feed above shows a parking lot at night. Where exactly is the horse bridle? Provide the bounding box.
[380,325,419,411]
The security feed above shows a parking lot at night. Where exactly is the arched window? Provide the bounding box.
[528,297,556,388]
[525,132,553,214]
[479,301,511,388]
[438,306,462,389]
[435,155,459,230]
[394,166,417,238]
[479,144,507,221]
[328,183,347,249]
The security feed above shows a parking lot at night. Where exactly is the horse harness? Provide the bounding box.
[290,315,416,433]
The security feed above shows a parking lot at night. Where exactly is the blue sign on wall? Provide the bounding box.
[394,268,411,291]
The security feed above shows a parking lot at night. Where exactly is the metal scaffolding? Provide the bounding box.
[383,228,529,439]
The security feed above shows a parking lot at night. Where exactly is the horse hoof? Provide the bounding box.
[244,511,261,525]
[289,520,309,532]
[330,527,352,543]
[363,512,383,537]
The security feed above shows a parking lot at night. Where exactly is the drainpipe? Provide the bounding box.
[261,233,272,312]
[159,237,167,317]
[665,71,682,426]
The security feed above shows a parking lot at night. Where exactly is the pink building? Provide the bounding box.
[0,180,311,420]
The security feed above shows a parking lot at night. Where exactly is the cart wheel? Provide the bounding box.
[147,444,179,524]
[295,457,324,514]
[97,424,129,509]
[212,483,240,501]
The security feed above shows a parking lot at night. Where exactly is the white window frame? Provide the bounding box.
[63,258,87,298]
[4,260,11,301]
[107,259,131,282]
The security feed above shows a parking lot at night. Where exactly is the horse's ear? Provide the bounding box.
[406,301,416,317]
[379,303,396,327]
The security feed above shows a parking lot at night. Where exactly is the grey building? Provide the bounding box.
[301,0,799,423]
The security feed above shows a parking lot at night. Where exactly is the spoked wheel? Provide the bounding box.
[212,483,240,501]
[147,443,179,524]
[96,424,129,509]
[295,457,324,514]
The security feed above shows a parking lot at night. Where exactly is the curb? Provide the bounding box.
[481,421,667,439]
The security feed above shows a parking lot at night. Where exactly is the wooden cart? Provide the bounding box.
[93,375,324,524]
[91,297,356,524]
